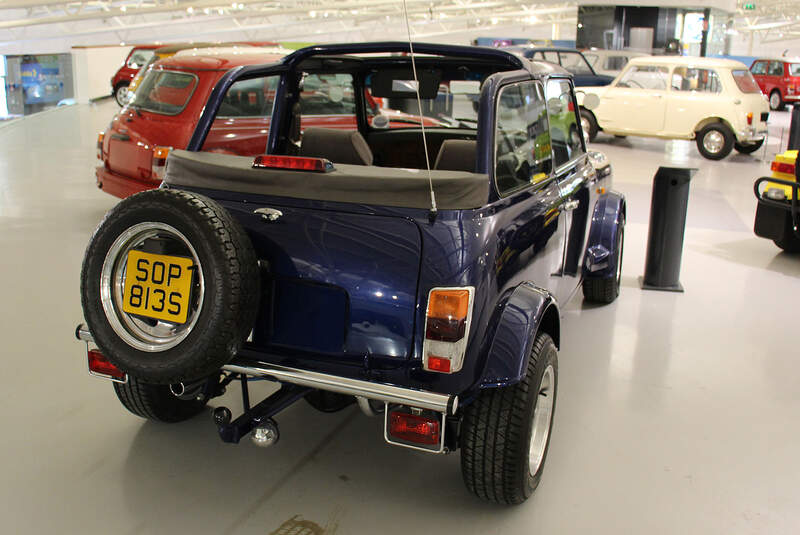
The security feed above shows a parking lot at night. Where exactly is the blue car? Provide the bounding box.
[503,46,616,87]
[77,42,625,504]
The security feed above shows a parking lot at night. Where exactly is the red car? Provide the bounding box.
[96,49,445,199]
[750,57,800,111]
[110,45,160,106]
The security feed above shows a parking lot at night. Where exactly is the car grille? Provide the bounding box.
[761,112,770,122]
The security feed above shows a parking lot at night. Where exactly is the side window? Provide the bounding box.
[299,73,356,127]
[671,68,722,93]
[534,51,560,64]
[768,61,784,76]
[201,74,280,156]
[494,81,552,196]
[545,79,585,168]
[605,56,628,71]
[616,65,669,90]
[127,49,154,69]
[751,61,767,75]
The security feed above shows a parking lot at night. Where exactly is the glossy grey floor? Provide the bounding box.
[1,101,798,534]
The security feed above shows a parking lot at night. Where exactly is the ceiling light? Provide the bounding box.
[120,5,126,12]
[309,10,316,17]
[491,17,498,25]
[187,6,193,13]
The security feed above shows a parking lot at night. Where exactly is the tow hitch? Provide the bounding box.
[212,375,309,447]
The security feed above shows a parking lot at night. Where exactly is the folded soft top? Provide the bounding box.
[164,150,489,210]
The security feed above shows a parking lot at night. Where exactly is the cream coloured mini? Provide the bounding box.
[578,56,769,159]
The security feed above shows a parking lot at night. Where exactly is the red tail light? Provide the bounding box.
[151,146,171,181]
[388,410,441,445]
[747,112,753,125]
[772,161,796,175]
[422,287,474,373]
[253,155,334,172]
[88,349,127,382]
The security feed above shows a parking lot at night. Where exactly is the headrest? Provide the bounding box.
[299,128,373,166]
[434,139,476,172]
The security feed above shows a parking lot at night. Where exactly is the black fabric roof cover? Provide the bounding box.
[164,150,489,210]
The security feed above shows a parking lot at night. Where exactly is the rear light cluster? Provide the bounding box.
[747,112,753,126]
[385,405,444,452]
[87,349,127,382]
[151,146,171,181]
[252,155,334,172]
[422,287,474,374]
[96,132,104,160]
[772,161,796,175]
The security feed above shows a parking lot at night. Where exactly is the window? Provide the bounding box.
[604,56,628,71]
[671,67,722,93]
[201,74,279,156]
[768,61,784,76]
[751,61,767,75]
[545,79,584,168]
[300,73,356,117]
[732,70,761,93]
[131,70,197,115]
[790,64,800,76]
[494,81,552,195]
[558,52,594,76]
[616,65,669,90]
[532,51,560,64]
[127,49,154,69]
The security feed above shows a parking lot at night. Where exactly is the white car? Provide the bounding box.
[582,49,648,77]
[578,56,770,160]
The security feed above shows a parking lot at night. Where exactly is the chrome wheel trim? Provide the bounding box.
[580,116,591,144]
[616,226,624,286]
[702,130,725,154]
[115,86,129,106]
[100,222,205,352]
[770,92,780,110]
[528,364,555,476]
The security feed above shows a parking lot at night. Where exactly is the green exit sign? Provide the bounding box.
[743,2,755,10]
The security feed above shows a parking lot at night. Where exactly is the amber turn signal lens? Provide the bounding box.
[153,146,171,160]
[427,289,470,320]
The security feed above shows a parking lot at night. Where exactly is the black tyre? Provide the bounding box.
[734,139,764,154]
[583,216,624,304]
[769,90,784,111]
[579,108,598,143]
[774,234,800,253]
[461,332,558,505]
[113,375,210,423]
[696,123,734,160]
[81,189,259,384]
[114,83,130,106]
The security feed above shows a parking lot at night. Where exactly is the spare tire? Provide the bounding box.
[81,189,259,384]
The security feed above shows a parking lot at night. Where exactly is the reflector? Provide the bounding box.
[253,155,334,172]
[389,411,440,445]
[88,349,127,381]
[426,355,451,373]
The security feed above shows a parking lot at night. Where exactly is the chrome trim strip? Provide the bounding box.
[222,361,456,414]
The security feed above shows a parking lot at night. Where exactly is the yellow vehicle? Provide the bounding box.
[753,149,800,252]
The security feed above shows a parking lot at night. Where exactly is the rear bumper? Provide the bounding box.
[75,324,457,414]
[95,165,159,199]
[736,126,768,144]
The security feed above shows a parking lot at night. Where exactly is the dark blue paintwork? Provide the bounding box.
[175,42,624,403]
[507,46,615,87]
[583,192,626,280]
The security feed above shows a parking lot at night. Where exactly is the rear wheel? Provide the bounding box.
[461,332,558,504]
[770,90,784,111]
[696,123,734,160]
[734,139,764,154]
[114,375,211,423]
[114,83,130,106]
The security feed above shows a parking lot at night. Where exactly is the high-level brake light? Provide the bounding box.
[422,287,474,374]
[252,155,334,172]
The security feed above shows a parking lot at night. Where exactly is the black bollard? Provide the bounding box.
[641,166,696,292]
[787,105,800,150]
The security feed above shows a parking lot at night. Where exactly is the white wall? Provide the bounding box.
[729,34,800,58]
[71,46,130,103]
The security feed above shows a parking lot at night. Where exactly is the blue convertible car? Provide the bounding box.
[77,42,625,504]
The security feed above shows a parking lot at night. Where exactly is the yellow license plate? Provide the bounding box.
[121,250,195,324]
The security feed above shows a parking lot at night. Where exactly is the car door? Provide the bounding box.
[595,64,669,134]
[750,60,768,94]
[491,78,566,300]
[543,77,593,302]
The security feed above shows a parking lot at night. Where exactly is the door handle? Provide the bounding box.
[253,207,283,222]
[562,199,579,211]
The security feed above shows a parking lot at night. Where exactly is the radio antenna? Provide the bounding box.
[402,0,437,221]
